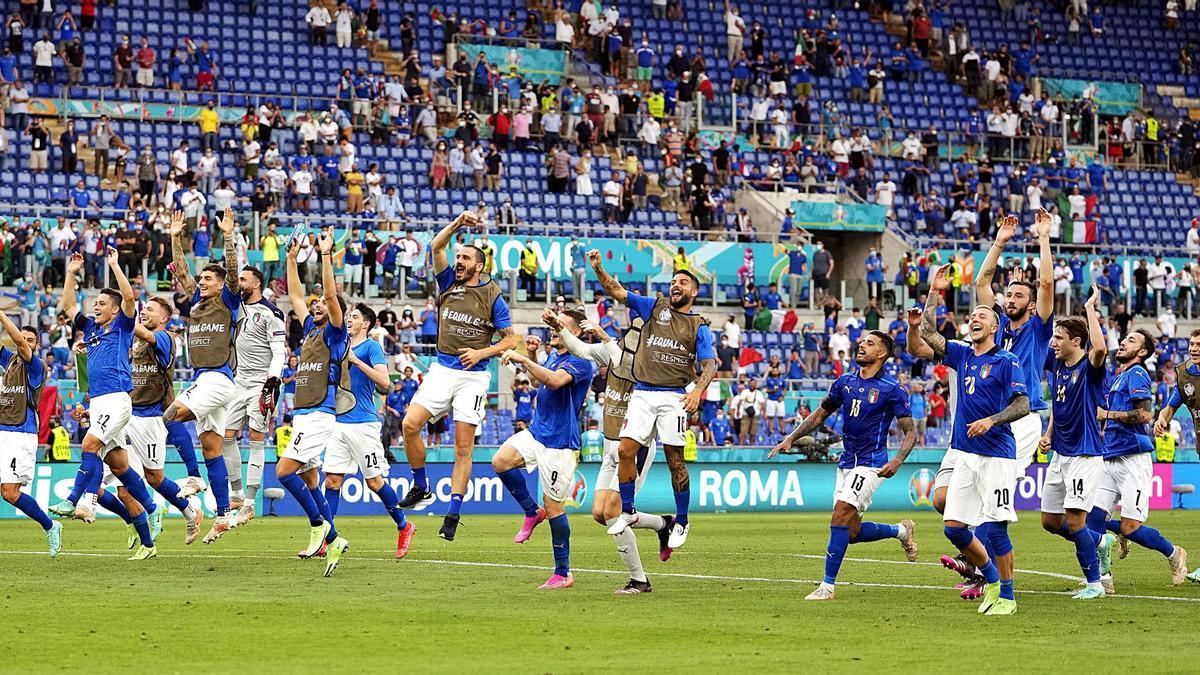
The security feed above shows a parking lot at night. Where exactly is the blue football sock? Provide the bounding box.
[978,560,1000,584]
[114,468,156,515]
[278,473,322,526]
[824,525,850,584]
[412,466,428,491]
[1125,524,1176,557]
[1086,507,1109,537]
[153,477,193,513]
[975,521,997,561]
[447,493,464,516]
[68,451,102,504]
[310,487,338,542]
[13,493,52,530]
[1105,519,1124,535]
[999,578,1015,601]
[987,521,1013,557]
[324,487,341,518]
[618,480,636,513]
[374,482,408,529]
[97,490,132,523]
[204,456,230,516]
[497,468,538,517]
[131,511,153,547]
[1070,526,1102,583]
[169,423,202,478]
[548,514,571,577]
[853,521,899,543]
[673,490,690,526]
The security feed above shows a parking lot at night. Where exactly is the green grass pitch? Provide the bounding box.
[2,511,1198,673]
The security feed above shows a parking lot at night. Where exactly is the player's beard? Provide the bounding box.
[1004,304,1030,322]
[1115,351,1139,365]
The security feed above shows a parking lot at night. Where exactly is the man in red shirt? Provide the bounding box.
[135,36,155,88]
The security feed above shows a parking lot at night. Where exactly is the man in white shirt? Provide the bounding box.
[1053,258,1073,314]
[722,316,741,348]
[601,173,622,223]
[170,140,190,177]
[1187,219,1200,255]
[50,222,76,253]
[827,326,851,361]
[725,2,745,61]
[306,4,332,44]
[265,160,288,207]
[32,34,57,84]
[1158,306,1177,339]
[901,131,922,160]
[1148,255,1169,311]
[771,107,789,148]
[638,116,661,153]
[242,138,261,179]
[874,172,897,215]
[1067,187,1086,220]
[1025,177,1043,211]
[195,147,218,195]
[289,163,313,212]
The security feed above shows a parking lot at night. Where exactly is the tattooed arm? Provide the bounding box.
[880,416,918,478]
[1099,399,1152,425]
[586,248,628,303]
[966,394,1030,438]
[169,210,197,297]
[768,403,833,458]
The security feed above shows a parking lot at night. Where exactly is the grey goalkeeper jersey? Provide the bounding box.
[234,298,287,387]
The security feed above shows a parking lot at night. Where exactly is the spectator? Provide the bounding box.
[112,34,132,87]
[31,32,54,83]
[1158,305,1177,339]
[306,2,332,44]
[601,172,622,223]
[26,117,49,173]
[731,378,765,445]
[1148,255,1168,313]
[811,240,834,303]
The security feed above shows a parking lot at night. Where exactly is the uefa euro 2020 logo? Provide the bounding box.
[565,470,588,510]
[909,468,935,508]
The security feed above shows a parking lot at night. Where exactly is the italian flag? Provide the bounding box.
[1057,193,1099,244]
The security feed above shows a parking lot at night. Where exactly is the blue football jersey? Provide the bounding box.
[995,306,1053,412]
[1049,355,1106,457]
[528,350,595,450]
[78,310,135,397]
[1102,364,1154,459]
[945,341,1027,459]
[825,372,911,469]
[338,339,388,424]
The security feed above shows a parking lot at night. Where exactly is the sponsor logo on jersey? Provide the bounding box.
[646,335,684,351]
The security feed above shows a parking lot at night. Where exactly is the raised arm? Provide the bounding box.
[587,248,628,303]
[1084,284,1106,368]
[431,211,477,274]
[0,307,32,362]
[1034,209,1054,320]
[544,309,611,365]
[105,246,137,318]
[169,211,196,297]
[976,213,1017,308]
[285,236,309,323]
[501,349,575,389]
[318,232,341,327]
[217,207,240,294]
[60,252,84,318]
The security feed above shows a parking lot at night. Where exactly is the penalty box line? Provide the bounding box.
[2,549,1197,604]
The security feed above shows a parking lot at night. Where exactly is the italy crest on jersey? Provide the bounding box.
[867,388,879,404]
[980,364,992,379]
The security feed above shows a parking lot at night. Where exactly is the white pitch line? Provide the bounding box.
[792,553,1084,582]
[3,549,1197,603]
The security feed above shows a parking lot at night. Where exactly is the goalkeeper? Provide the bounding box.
[219,264,288,527]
